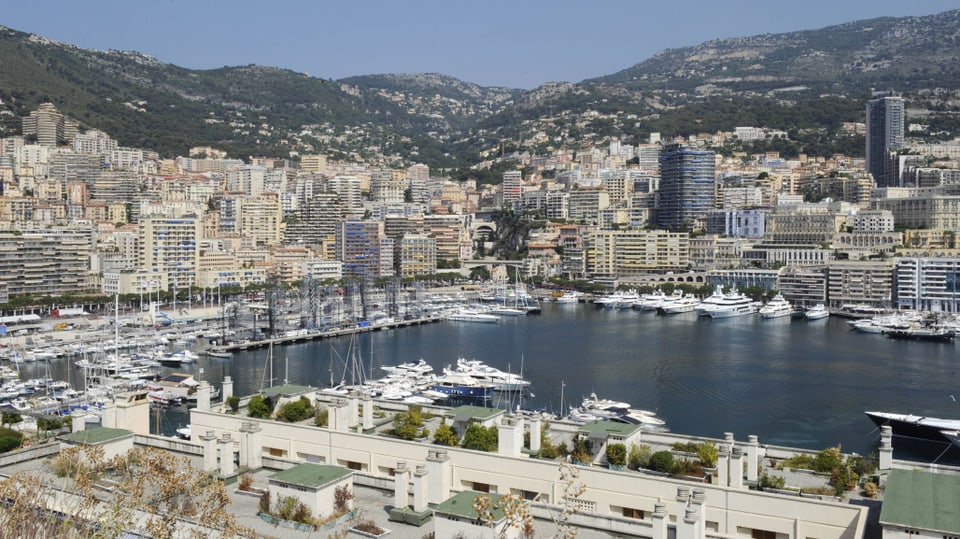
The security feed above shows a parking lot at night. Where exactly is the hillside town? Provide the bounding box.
[1,91,959,315]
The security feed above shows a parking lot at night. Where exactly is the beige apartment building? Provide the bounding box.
[587,229,690,279]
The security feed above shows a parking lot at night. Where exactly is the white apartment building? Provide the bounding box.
[138,216,202,290]
[225,165,266,196]
[895,257,960,312]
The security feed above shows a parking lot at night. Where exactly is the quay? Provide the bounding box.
[211,316,442,352]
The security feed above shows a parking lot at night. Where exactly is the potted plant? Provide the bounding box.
[571,437,593,466]
[606,442,627,471]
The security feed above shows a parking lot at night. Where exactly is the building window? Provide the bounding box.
[622,507,644,519]
[752,530,777,539]
[472,482,491,493]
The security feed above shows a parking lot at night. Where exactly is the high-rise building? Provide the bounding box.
[866,90,904,187]
[336,219,385,278]
[21,103,77,147]
[502,170,522,207]
[656,144,716,231]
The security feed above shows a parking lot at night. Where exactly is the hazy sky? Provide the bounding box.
[3,1,957,89]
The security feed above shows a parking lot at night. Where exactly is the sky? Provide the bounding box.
[2,1,958,89]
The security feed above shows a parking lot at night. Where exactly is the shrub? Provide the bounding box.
[225,395,240,413]
[334,484,354,514]
[570,437,592,464]
[36,416,64,432]
[461,423,499,452]
[247,395,274,419]
[782,453,816,470]
[353,519,385,534]
[758,474,786,490]
[1,411,22,426]
[433,420,458,446]
[0,427,23,453]
[238,473,254,492]
[605,443,627,466]
[648,451,675,473]
[628,443,653,470]
[314,407,328,427]
[863,481,878,498]
[697,442,719,468]
[673,458,704,477]
[538,444,559,459]
[672,441,700,453]
[557,441,569,457]
[277,396,315,423]
[813,446,843,473]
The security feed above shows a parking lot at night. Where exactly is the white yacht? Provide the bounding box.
[759,294,793,319]
[634,290,668,311]
[451,358,530,391]
[658,293,700,314]
[593,290,640,309]
[693,285,726,316]
[805,304,830,320]
[698,287,760,318]
[554,291,581,304]
[444,309,501,324]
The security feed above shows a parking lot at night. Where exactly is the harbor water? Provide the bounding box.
[33,302,960,458]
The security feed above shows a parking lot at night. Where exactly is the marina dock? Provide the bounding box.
[210,315,442,352]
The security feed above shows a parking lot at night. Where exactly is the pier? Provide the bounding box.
[210,316,442,352]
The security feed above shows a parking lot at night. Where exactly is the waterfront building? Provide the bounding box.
[336,219,386,278]
[706,269,779,292]
[423,214,466,262]
[587,229,689,279]
[301,259,343,282]
[138,215,202,290]
[656,144,716,231]
[689,235,748,271]
[398,234,437,278]
[0,229,91,295]
[777,266,828,307]
[894,257,960,312]
[866,90,904,187]
[826,260,895,309]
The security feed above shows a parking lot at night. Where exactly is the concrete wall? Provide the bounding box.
[190,409,867,539]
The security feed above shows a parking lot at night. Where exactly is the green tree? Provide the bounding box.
[225,395,240,413]
[461,423,498,452]
[276,396,315,422]
[1,411,22,427]
[391,406,425,440]
[433,419,458,446]
[247,395,274,419]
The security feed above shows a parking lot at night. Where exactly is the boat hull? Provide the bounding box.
[865,411,960,443]
[429,383,493,398]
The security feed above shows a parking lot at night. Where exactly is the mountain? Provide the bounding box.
[0,10,959,167]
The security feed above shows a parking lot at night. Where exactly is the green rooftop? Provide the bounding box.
[263,384,314,399]
[433,490,506,521]
[59,427,132,445]
[269,463,352,490]
[880,469,960,533]
[449,405,504,422]
[578,420,640,438]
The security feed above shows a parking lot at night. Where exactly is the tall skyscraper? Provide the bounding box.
[866,90,904,187]
[656,144,716,231]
